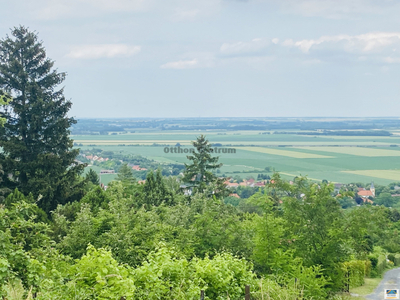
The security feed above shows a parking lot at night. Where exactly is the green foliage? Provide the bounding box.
[3,165,400,299]
[252,278,304,300]
[133,245,201,300]
[375,192,396,207]
[368,246,390,277]
[290,264,328,299]
[37,245,134,300]
[193,252,256,300]
[0,91,11,128]
[116,163,135,183]
[80,185,111,213]
[134,244,256,300]
[57,204,103,258]
[189,195,254,258]
[224,196,240,206]
[0,200,50,297]
[3,189,48,223]
[182,135,223,194]
[142,169,174,207]
[280,179,348,274]
[69,245,134,299]
[86,169,100,185]
[0,26,86,214]
[341,260,367,290]
[0,257,11,296]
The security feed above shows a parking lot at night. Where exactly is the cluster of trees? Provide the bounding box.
[3,169,400,299]
[2,26,400,300]
[80,149,185,179]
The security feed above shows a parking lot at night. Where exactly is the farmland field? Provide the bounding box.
[240,147,333,158]
[75,131,400,185]
[293,147,400,157]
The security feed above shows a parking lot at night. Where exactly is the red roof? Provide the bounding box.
[229,193,240,198]
[358,190,373,197]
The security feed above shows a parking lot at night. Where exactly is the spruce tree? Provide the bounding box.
[86,169,100,185]
[116,163,135,182]
[182,135,222,193]
[0,26,85,214]
[143,169,174,206]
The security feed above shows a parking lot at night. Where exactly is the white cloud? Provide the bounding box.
[219,32,400,66]
[272,38,279,45]
[160,59,199,69]
[67,44,141,59]
[384,57,400,63]
[285,32,400,54]
[220,38,273,55]
[267,0,400,18]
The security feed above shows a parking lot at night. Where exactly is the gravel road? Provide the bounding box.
[365,267,400,300]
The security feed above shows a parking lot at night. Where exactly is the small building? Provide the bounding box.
[100,170,115,174]
[132,165,147,171]
[226,182,239,188]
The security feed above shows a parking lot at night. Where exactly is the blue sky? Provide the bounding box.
[1,0,400,118]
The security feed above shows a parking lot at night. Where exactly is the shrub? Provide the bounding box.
[341,260,366,290]
[37,245,134,300]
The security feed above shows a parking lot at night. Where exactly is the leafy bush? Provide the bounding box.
[341,260,366,290]
[388,253,395,264]
[37,245,134,300]
[133,246,201,300]
[133,244,255,300]
[193,252,256,300]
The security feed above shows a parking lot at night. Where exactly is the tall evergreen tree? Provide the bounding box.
[86,169,100,185]
[0,26,85,213]
[116,163,135,183]
[143,169,174,206]
[182,135,222,193]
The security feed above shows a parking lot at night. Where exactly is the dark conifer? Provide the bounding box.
[182,135,222,193]
[0,26,85,213]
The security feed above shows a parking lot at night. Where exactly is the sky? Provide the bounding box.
[1,0,400,118]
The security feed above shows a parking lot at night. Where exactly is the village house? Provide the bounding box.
[357,183,375,203]
[100,170,115,174]
[226,182,239,188]
[131,165,147,171]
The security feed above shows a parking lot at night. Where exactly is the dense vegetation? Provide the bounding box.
[1,26,400,300]
[3,172,400,299]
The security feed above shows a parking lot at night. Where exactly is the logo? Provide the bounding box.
[385,289,399,299]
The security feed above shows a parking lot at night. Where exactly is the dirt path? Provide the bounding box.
[365,267,400,300]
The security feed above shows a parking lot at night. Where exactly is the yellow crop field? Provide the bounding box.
[342,170,400,181]
[294,147,400,157]
[240,147,333,158]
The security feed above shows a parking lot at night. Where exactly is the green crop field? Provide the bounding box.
[241,147,334,158]
[76,131,400,185]
[293,146,400,157]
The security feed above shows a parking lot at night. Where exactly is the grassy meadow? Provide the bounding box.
[73,130,400,185]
